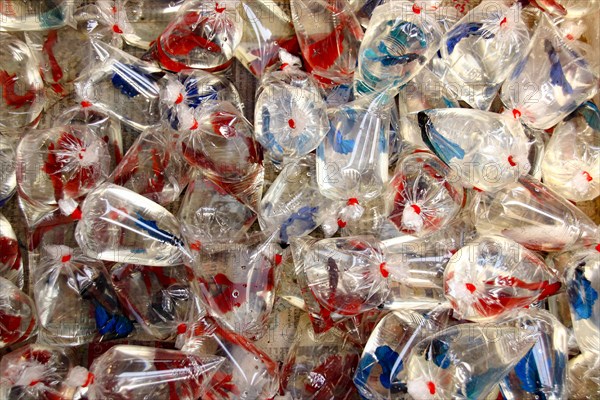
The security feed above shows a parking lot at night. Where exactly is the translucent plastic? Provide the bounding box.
[0,0,73,31]
[500,15,598,130]
[97,0,185,50]
[474,175,599,252]
[109,124,190,205]
[16,125,111,223]
[55,104,124,171]
[354,1,443,95]
[316,93,390,202]
[280,315,362,399]
[75,183,189,266]
[178,314,280,399]
[564,248,600,356]
[24,27,95,96]
[404,323,538,399]
[0,213,23,288]
[33,245,133,345]
[177,99,264,211]
[111,263,195,340]
[75,40,164,131]
[290,0,363,85]
[192,233,281,340]
[179,174,257,245]
[418,108,531,192]
[0,344,74,400]
[0,277,36,348]
[236,0,299,77]
[444,235,562,322]
[541,101,600,202]
[0,33,46,131]
[567,352,600,399]
[259,154,336,244]
[0,136,16,206]
[385,151,464,236]
[147,0,243,71]
[85,345,225,400]
[161,69,243,128]
[435,2,531,110]
[254,57,329,162]
[500,309,569,400]
[354,307,453,399]
[303,236,389,316]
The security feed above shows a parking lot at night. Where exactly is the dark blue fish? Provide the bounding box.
[426,339,451,369]
[510,54,529,79]
[279,206,318,244]
[111,62,161,98]
[576,101,600,131]
[375,345,402,389]
[446,23,495,55]
[134,212,185,247]
[330,130,355,154]
[513,349,542,395]
[184,77,218,108]
[545,39,573,95]
[94,302,134,339]
[567,267,598,320]
[418,112,465,162]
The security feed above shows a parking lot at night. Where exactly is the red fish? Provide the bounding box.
[0,236,21,271]
[42,30,63,83]
[304,353,360,399]
[305,24,345,71]
[0,71,36,109]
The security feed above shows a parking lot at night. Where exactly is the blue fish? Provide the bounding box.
[545,39,573,95]
[330,129,356,154]
[359,0,384,18]
[375,345,402,389]
[513,349,542,395]
[355,353,377,389]
[418,112,465,162]
[372,53,424,67]
[389,21,427,48]
[94,302,134,339]
[510,54,529,79]
[426,339,451,369]
[111,62,161,98]
[261,108,285,155]
[577,101,600,131]
[442,96,457,108]
[40,4,65,29]
[465,366,504,399]
[446,23,494,55]
[184,77,218,108]
[279,206,318,244]
[134,212,185,247]
[567,267,598,320]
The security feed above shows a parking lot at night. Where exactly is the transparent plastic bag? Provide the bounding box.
[418,108,531,192]
[0,0,74,31]
[500,14,598,130]
[435,2,532,110]
[385,150,465,236]
[541,101,600,202]
[145,0,243,71]
[82,345,225,400]
[33,245,134,345]
[354,1,443,95]
[236,0,300,77]
[0,276,36,348]
[259,154,336,244]
[444,235,562,322]
[0,135,16,207]
[254,52,330,162]
[109,124,190,205]
[0,344,75,400]
[280,314,362,399]
[75,183,189,266]
[16,124,111,224]
[474,175,598,251]
[75,40,164,131]
[111,263,195,340]
[0,213,23,288]
[290,0,363,86]
[178,313,280,399]
[191,232,282,340]
[0,33,46,131]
